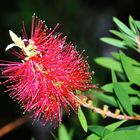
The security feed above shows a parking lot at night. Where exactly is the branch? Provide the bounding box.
[0,115,29,138]
[76,95,140,121]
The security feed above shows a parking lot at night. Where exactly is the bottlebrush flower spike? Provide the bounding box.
[0,15,94,126]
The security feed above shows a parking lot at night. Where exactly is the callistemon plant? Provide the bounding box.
[0,15,94,126]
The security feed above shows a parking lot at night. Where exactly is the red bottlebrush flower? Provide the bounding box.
[0,15,94,126]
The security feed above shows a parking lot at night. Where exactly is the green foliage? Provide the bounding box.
[100,38,126,49]
[86,16,140,140]
[86,133,100,140]
[78,107,88,132]
[103,130,140,140]
[105,120,126,131]
[88,125,111,138]
[86,121,126,140]
[58,124,73,140]
[119,51,140,85]
[102,82,137,94]
[93,49,140,114]
[100,16,140,52]
[113,83,133,115]
[94,57,123,72]
[91,91,118,106]
[25,15,140,140]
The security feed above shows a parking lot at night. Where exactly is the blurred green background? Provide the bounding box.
[0,0,140,139]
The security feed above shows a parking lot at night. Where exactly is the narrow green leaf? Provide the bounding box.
[111,69,117,83]
[110,30,136,48]
[116,98,125,114]
[130,96,140,105]
[78,107,88,132]
[135,20,140,31]
[88,91,117,107]
[101,82,138,95]
[103,130,140,140]
[120,51,140,85]
[129,16,138,34]
[112,52,120,60]
[116,72,127,81]
[105,120,126,131]
[112,52,140,74]
[100,37,126,48]
[119,51,134,82]
[86,133,100,140]
[88,125,111,138]
[112,52,140,66]
[136,126,140,131]
[113,83,133,115]
[110,30,130,40]
[94,57,123,72]
[58,124,70,140]
[113,17,136,38]
[118,125,140,131]
[69,128,74,140]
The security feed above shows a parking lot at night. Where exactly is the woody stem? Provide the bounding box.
[0,115,29,138]
[76,96,140,121]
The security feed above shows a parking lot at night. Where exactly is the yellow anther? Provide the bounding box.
[82,96,88,103]
[102,105,109,118]
[87,100,93,107]
[115,109,120,116]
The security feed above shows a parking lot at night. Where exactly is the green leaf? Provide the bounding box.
[120,51,140,85]
[69,128,74,140]
[112,52,120,60]
[105,120,126,131]
[137,126,140,131]
[86,133,100,140]
[112,52,140,74]
[129,16,139,34]
[101,82,138,95]
[78,107,88,132]
[135,20,140,31]
[103,130,140,140]
[88,91,117,107]
[116,72,127,81]
[100,37,126,48]
[111,69,117,83]
[112,52,140,66]
[113,83,133,115]
[58,124,70,140]
[118,125,140,131]
[113,17,136,38]
[94,57,123,72]
[110,30,130,40]
[130,96,140,105]
[110,30,136,49]
[88,125,111,138]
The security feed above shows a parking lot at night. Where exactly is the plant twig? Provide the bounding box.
[0,115,29,138]
[76,95,140,121]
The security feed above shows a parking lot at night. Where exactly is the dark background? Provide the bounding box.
[0,0,140,140]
